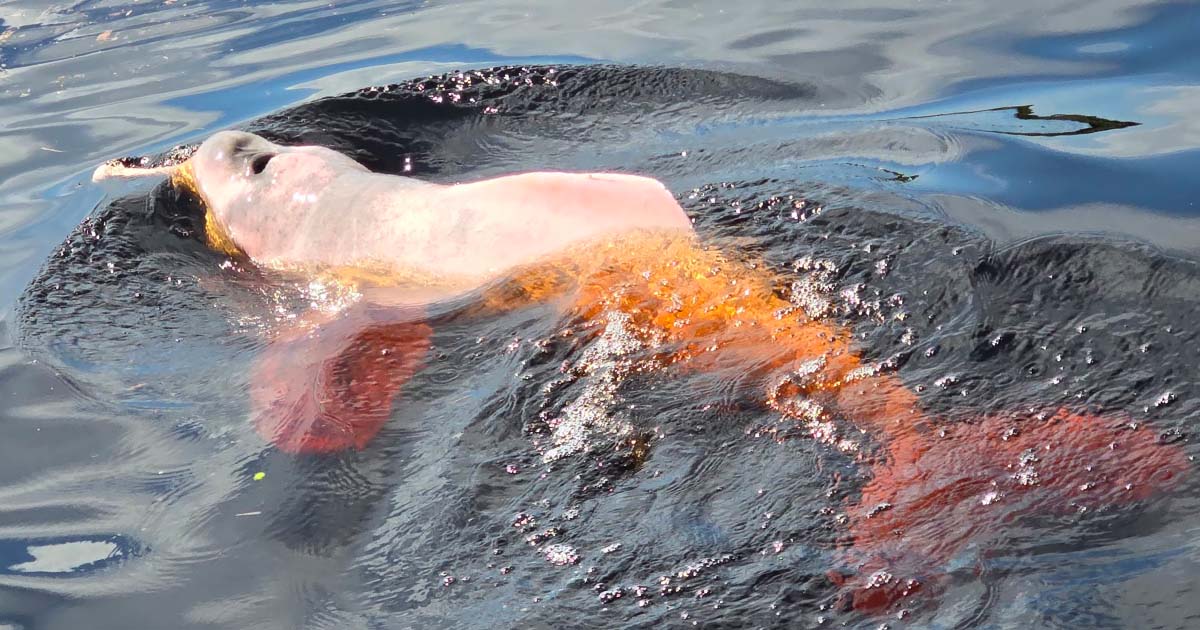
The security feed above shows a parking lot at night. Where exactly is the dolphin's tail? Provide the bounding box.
[832,407,1188,614]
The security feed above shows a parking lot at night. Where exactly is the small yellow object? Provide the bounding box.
[253,471,265,481]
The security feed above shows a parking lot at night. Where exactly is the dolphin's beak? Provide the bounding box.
[92,156,247,260]
[91,160,178,182]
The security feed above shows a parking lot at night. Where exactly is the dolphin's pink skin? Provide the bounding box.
[190,131,692,279]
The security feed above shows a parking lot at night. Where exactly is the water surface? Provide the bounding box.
[1,1,1200,628]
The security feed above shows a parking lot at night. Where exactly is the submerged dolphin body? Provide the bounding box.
[95,130,1189,615]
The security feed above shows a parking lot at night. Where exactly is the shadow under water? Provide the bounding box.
[11,65,1200,629]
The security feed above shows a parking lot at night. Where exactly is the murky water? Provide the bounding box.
[2,2,1200,628]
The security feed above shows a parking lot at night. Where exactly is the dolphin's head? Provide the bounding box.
[188,130,369,261]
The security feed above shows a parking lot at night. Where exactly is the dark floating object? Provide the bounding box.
[1006,104,1140,136]
[904,104,1139,137]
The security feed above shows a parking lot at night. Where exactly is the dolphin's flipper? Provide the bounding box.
[250,303,432,453]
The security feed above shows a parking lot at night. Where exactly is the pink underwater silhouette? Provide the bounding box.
[831,408,1188,613]
[250,308,431,454]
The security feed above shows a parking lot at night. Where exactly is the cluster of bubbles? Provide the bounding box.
[534,311,660,464]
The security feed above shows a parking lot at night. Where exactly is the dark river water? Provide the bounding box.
[2,2,1200,629]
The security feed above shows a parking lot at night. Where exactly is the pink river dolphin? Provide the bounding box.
[93,129,1188,616]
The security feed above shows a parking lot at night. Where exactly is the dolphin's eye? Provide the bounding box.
[249,153,276,175]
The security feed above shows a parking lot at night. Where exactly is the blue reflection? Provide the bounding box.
[1014,1,1200,80]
